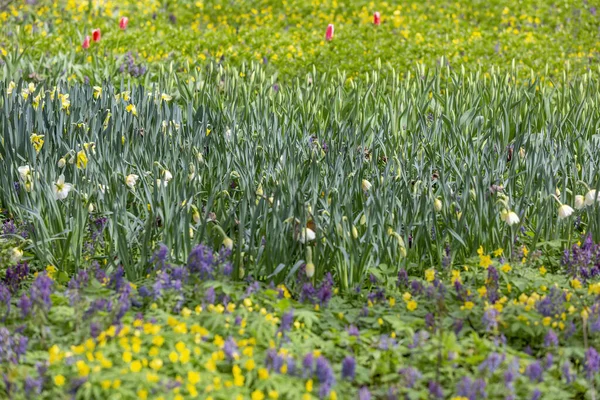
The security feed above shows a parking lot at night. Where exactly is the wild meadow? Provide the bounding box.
[2,1,600,399]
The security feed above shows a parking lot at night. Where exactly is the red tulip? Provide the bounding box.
[92,29,101,42]
[119,17,129,30]
[82,36,90,49]
[325,24,334,41]
[374,12,381,26]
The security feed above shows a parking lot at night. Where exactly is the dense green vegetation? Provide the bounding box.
[2,1,600,399]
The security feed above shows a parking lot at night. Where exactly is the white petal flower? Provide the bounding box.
[575,195,585,210]
[585,190,599,206]
[504,211,520,226]
[125,174,139,189]
[10,248,23,264]
[361,179,372,191]
[558,204,574,220]
[18,165,31,181]
[163,170,173,182]
[53,174,73,200]
[297,227,316,243]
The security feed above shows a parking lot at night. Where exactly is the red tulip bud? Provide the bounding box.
[374,12,381,26]
[325,24,334,41]
[119,17,129,30]
[82,36,90,49]
[92,29,101,42]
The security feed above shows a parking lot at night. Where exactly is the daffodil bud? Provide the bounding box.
[351,225,358,239]
[361,179,372,191]
[305,262,315,278]
[359,215,366,225]
[189,227,194,239]
[58,158,66,168]
[239,267,245,279]
[223,237,234,250]
[256,184,263,197]
[555,188,561,197]
[434,198,442,212]
[519,147,526,159]
[88,203,94,213]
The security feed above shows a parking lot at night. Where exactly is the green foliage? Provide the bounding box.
[2,66,600,288]
[0,0,599,83]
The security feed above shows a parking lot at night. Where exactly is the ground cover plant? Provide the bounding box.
[0,0,599,83]
[2,0,600,399]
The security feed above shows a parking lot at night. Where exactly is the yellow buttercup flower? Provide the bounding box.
[406,300,417,311]
[54,375,65,386]
[425,268,435,282]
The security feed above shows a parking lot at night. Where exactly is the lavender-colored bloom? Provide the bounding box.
[4,262,29,293]
[425,312,435,330]
[531,389,542,400]
[525,361,543,382]
[30,273,53,313]
[397,268,408,288]
[399,367,422,388]
[280,310,294,333]
[315,356,335,398]
[378,335,397,350]
[482,308,499,332]
[316,273,334,307]
[109,266,127,292]
[428,381,444,399]
[68,377,87,396]
[536,287,565,317]
[187,244,215,279]
[18,294,31,318]
[90,322,101,338]
[358,387,371,400]
[24,376,43,397]
[300,282,316,303]
[0,283,11,318]
[265,348,284,372]
[346,325,360,337]
[223,337,238,360]
[543,329,559,347]
[302,353,314,378]
[150,244,169,271]
[585,347,600,379]
[479,352,504,374]
[504,357,520,387]
[410,280,423,295]
[562,360,575,384]
[341,356,356,381]
[456,377,487,400]
[453,318,464,335]
[544,353,553,369]
[204,287,216,305]
[408,330,430,349]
